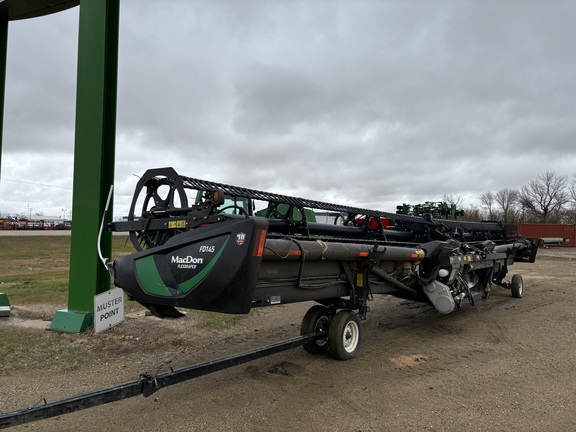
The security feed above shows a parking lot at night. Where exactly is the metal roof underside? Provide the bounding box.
[0,0,79,21]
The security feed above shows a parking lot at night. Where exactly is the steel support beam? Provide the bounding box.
[0,12,7,181]
[51,0,119,332]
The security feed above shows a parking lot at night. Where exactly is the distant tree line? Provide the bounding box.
[443,171,576,224]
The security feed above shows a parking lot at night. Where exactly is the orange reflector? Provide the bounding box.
[359,251,369,257]
[253,229,267,257]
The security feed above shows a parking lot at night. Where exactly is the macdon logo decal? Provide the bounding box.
[236,232,247,246]
[171,255,204,269]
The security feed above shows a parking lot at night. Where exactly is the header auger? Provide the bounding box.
[108,167,539,360]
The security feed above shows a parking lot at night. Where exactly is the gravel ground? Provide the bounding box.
[1,247,575,431]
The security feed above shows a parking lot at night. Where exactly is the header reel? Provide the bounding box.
[125,168,229,251]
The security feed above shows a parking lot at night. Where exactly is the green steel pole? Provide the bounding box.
[0,13,7,180]
[51,0,120,332]
[0,14,6,312]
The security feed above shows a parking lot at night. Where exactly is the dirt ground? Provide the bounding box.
[1,248,576,431]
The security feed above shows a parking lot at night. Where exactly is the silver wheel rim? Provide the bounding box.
[342,320,360,353]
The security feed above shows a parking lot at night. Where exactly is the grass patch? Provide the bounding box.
[195,310,245,331]
[1,274,69,304]
[0,234,133,307]
[0,327,92,375]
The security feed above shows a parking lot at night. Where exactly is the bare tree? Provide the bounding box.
[519,171,569,223]
[479,191,496,220]
[569,173,576,204]
[462,204,482,221]
[564,173,576,224]
[442,193,464,208]
[495,188,519,224]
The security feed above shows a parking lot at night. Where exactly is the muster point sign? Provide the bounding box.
[94,287,125,334]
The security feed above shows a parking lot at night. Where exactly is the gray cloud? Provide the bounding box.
[1,0,576,218]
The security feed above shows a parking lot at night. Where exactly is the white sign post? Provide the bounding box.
[94,287,125,334]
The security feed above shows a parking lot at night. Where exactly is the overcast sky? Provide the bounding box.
[1,0,575,219]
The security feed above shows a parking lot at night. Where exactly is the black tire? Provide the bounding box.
[301,306,331,354]
[511,274,523,298]
[328,310,362,360]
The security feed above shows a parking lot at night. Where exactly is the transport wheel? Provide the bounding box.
[328,310,362,360]
[301,306,331,354]
[511,274,523,298]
